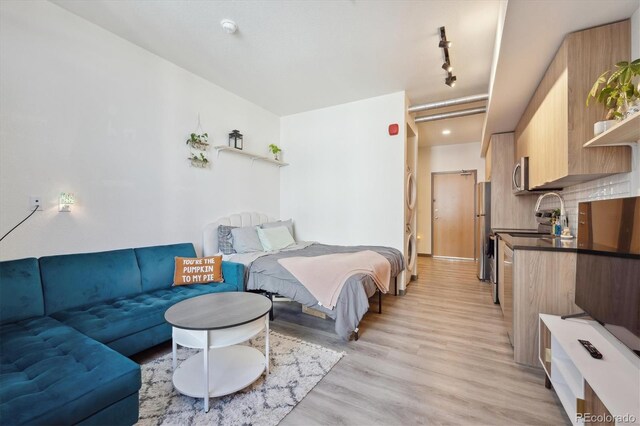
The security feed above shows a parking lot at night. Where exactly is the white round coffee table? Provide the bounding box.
[165,292,272,412]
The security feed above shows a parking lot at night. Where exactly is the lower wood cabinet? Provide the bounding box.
[496,238,580,367]
[513,249,580,366]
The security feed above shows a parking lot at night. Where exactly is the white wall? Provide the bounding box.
[280,92,406,252]
[0,1,281,260]
[416,142,486,254]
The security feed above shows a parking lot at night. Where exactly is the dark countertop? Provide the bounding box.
[496,232,578,252]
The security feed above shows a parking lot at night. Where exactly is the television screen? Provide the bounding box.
[575,196,640,356]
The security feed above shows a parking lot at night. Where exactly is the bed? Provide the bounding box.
[203,212,405,340]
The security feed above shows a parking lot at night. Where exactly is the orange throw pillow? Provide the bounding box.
[173,256,223,286]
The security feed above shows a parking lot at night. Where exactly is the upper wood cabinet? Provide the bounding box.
[515,20,632,190]
[489,133,537,230]
[485,139,492,181]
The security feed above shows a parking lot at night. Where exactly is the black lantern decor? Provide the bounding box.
[229,130,243,150]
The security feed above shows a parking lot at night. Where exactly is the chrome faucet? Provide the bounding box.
[535,192,566,228]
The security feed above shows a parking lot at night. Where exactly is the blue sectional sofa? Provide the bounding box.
[0,243,244,425]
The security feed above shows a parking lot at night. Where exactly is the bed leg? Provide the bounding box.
[394,276,398,296]
[378,289,382,314]
[268,292,274,321]
[354,328,359,341]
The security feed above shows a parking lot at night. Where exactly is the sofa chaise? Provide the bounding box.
[0,243,244,425]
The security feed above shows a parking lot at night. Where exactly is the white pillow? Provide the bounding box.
[256,226,295,251]
[231,226,263,253]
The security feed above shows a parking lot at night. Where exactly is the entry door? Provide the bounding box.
[432,171,476,259]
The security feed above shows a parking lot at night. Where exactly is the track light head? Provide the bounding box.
[439,40,452,49]
[445,75,457,88]
[442,62,453,72]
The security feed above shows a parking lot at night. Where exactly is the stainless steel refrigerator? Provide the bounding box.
[476,182,491,281]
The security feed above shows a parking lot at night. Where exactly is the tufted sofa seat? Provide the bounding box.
[0,316,140,426]
[51,281,238,355]
[0,243,244,425]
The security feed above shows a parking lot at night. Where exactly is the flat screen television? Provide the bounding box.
[575,196,640,356]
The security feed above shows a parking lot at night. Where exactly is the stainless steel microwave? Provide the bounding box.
[512,157,529,194]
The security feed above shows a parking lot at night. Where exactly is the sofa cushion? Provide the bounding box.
[51,282,237,346]
[0,258,43,325]
[40,249,142,315]
[134,243,197,293]
[0,316,140,425]
[173,255,223,285]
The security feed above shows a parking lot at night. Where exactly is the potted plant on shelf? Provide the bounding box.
[268,144,282,161]
[189,153,209,168]
[587,58,640,135]
[186,133,209,150]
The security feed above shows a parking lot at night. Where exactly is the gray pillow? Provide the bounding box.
[261,219,294,239]
[217,225,237,255]
[231,226,264,253]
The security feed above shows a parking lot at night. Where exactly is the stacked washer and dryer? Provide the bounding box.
[405,165,418,284]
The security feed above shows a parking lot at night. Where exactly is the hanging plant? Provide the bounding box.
[587,59,640,120]
[186,132,209,151]
[189,153,209,168]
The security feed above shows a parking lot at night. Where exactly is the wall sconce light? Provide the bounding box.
[59,192,75,212]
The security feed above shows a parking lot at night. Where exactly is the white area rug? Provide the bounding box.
[136,331,344,426]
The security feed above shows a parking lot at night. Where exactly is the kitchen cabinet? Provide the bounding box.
[489,133,537,230]
[502,244,514,345]
[515,20,631,190]
[498,238,506,313]
[485,139,492,181]
[497,235,581,367]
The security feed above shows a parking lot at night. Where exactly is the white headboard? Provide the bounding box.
[203,212,276,256]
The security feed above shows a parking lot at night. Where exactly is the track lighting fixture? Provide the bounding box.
[445,74,457,87]
[439,26,457,88]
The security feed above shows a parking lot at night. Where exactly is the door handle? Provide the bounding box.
[512,163,521,189]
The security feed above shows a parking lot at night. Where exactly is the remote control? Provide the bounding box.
[578,339,603,359]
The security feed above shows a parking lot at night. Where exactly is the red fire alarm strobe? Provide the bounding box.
[388,123,399,135]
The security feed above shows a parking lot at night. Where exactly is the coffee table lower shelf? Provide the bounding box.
[173,345,266,399]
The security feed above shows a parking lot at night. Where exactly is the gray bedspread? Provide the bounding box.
[243,243,404,340]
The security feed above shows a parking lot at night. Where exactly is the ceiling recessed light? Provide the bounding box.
[221,19,238,34]
[442,129,451,135]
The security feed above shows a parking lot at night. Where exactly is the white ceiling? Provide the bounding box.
[481,0,640,155]
[416,101,487,147]
[51,0,502,117]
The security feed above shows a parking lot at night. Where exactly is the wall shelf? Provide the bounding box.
[583,112,640,147]
[213,146,289,167]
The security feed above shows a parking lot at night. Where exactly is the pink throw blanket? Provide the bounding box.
[277,250,391,309]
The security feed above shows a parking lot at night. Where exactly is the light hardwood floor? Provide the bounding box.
[135,257,569,425]
[276,257,568,426]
